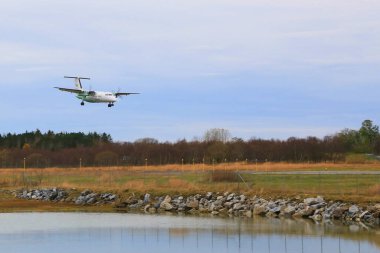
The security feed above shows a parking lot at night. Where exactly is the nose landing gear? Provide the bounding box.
[108,103,114,108]
[81,101,85,106]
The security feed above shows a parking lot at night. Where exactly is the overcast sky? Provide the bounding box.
[1,0,379,141]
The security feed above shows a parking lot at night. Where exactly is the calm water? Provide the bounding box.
[0,213,379,253]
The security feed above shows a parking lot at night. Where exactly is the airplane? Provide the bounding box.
[54,76,139,107]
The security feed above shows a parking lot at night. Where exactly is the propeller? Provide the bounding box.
[88,85,96,96]
[114,88,123,99]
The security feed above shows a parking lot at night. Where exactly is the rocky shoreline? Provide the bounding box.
[14,188,380,226]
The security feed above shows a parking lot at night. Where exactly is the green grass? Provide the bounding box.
[1,167,380,203]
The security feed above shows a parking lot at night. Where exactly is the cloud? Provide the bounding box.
[0,0,380,141]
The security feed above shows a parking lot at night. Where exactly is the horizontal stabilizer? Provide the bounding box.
[115,92,140,97]
[63,76,90,90]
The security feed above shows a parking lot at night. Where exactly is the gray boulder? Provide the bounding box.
[304,197,324,206]
[160,201,173,211]
[282,206,296,216]
[144,193,151,203]
[186,199,199,209]
[253,205,267,215]
[349,205,359,214]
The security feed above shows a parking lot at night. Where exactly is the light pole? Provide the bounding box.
[23,157,26,184]
[144,158,148,184]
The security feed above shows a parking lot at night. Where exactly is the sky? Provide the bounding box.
[0,0,380,142]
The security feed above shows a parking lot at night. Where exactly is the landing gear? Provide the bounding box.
[81,101,85,106]
[108,103,114,108]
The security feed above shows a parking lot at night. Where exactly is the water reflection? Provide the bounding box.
[0,213,378,253]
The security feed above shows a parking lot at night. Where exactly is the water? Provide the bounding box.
[0,213,379,253]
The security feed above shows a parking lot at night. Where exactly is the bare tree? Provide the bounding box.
[203,128,231,143]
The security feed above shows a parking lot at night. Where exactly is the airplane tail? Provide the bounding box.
[64,76,90,90]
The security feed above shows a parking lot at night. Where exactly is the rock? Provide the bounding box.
[49,191,58,201]
[144,193,151,203]
[153,201,161,209]
[217,196,224,201]
[244,210,252,217]
[194,194,202,200]
[349,205,359,214]
[209,202,222,212]
[129,200,144,209]
[267,201,276,209]
[81,189,92,196]
[304,197,324,206]
[233,203,244,211]
[14,189,380,226]
[224,202,234,208]
[253,205,267,215]
[163,195,171,203]
[332,207,348,219]
[301,206,316,217]
[144,204,151,213]
[283,206,296,216]
[227,193,235,201]
[359,211,369,219]
[125,198,138,205]
[372,211,380,219]
[186,200,199,209]
[86,197,96,204]
[160,201,173,211]
[311,214,322,221]
[266,211,278,218]
[108,194,116,201]
[271,206,281,214]
[75,196,86,205]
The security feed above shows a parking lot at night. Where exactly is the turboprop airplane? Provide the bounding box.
[54,76,139,107]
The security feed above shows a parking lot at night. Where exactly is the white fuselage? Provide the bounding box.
[76,91,118,103]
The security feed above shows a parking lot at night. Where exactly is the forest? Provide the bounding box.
[0,120,379,168]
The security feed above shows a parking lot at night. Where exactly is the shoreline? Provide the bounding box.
[1,188,379,227]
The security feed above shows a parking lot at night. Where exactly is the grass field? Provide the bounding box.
[1,163,380,203]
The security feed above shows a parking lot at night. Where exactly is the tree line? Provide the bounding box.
[0,120,379,168]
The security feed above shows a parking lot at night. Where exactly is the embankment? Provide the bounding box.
[3,188,379,226]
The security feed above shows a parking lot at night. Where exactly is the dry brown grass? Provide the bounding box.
[1,163,380,203]
[2,162,380,174]
[368,184,380,195]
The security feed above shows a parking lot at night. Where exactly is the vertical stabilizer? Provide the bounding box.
[74,78,83,90]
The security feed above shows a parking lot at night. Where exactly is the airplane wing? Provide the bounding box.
[54,87,83,94]
[115,92,140,97]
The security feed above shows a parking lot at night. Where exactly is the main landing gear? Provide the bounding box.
[81,101,85,106]
[108,103,114,108]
